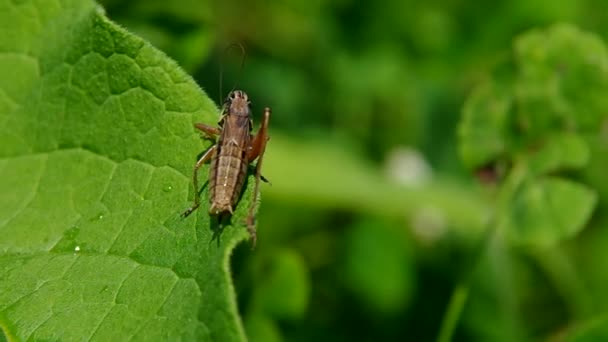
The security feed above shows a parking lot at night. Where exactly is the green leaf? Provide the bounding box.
[458,81,512,169]
[514,24,608,132]
[252,249,310,320]
[459,24,604,246]
[502,177,597,246]
[580,135,608,206]
[459,24,608,172]
[342,219,414,314]
[0,1,254,340]
[566,317,608,342]
[526,132,590,175]
[243,314,282,342]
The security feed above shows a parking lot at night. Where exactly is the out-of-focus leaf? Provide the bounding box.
[342,219,414,314]
[244,314,283,342]
[581,134,608,208]
[566,317,608,342]
[100,0,212,23]
[460,24,604,247]
[253,249,310,320]
[459,81,512,170]
[118,22,215,72]
[502,177,597,245]
[526,132,589,175]
[460,24,608,171]
[514,24,608,132]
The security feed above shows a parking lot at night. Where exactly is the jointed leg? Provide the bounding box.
[182,144,217,217]
[195,123,221,141]
[247,108,270,162]
[246,107,271,247]
[247,164,271,184]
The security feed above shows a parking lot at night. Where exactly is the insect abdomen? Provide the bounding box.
[208,142,248,214]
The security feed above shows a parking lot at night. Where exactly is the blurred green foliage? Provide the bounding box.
[460,25,602,247]
[99,0,608,341]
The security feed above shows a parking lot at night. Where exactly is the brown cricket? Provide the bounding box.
[182,90,270,247]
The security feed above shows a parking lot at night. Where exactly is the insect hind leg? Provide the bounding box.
[245,107,271,249]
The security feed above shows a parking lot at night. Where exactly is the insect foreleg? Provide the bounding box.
[182,144,217,217]
[195,123,221,141]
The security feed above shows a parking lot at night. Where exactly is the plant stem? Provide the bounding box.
[436,218,497,342]
[437,283,470,342]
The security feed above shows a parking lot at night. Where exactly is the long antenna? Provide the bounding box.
[219,42,247,104]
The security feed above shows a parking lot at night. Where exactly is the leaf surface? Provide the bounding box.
[0,1,252,340]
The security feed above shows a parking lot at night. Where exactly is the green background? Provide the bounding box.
[3,0,608,341]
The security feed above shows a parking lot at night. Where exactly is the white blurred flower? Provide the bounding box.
[385,147,432,187]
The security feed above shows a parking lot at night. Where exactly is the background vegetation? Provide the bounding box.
[98,0,608,341]
[3,0,608,341]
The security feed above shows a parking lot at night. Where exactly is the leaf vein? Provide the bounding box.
[0,154,48,229]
